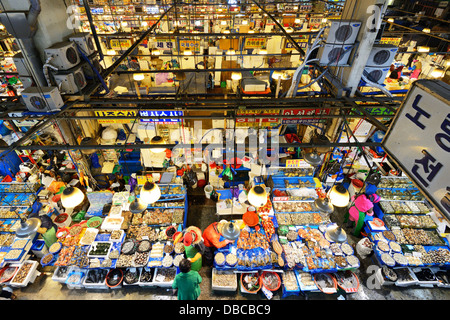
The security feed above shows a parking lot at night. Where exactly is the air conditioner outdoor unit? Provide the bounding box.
[44,41,80,71]
[366,44,398,68]
[318,43,354,66]
[69,32,97,56]
[21,87,64,112]
[323,20,362,45]
[363,67,391,85]
[53,67,87,94]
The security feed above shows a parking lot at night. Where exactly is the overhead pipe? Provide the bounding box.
[0,142,383,152]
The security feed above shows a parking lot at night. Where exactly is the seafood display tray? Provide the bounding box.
[9,260,40,287]
[211,268,238,291]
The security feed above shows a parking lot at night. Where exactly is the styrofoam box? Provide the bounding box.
[152,267,177,288]
[211,268,237,292]
[394,267,419,287]
[52,266,74,283]
[10,260,40,287]
[138,267,157,287]
[122,267,141,286]
[82,269,109,290]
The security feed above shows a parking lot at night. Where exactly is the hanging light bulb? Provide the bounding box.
[328,184,350,207]
[248,29,255,34]
[150,135,166,153]
[294,18,301,24]
[61,186,85,209]
[152,49,161,56]
[106,50,116,56]
[387,18,394,23]
[139,181,161,205]
[258,49,267,55]
[422,28,430,33]
[133,73,145,81]
[272,70,283,80]
[226,48,236,55]
[417,46,430,52]
[285,27,294,33]
[431,68,445,78]
[242,20,248,25]
[221,20,227,26]
[184,50,193,55]
[231,72,242,80]
[248,185,268,208]
[222,28,231,34]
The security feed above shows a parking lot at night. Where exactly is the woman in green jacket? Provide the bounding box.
[172,259,202,300]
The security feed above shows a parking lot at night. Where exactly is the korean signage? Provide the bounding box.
[286,159,311,168]
[109,39,133,51]
[179,40,200,52]
[382,80,450,219]
[236,109,279,127]
[380,37,402,46]
[94,110,182,124]
[95,110,137,124]
[243,37,267,49]
[139,110,183,123]
[281,108,330,125]
[285,36,309,50]
[155,38,175,51]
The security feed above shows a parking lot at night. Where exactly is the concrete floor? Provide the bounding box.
[10,188,450,300]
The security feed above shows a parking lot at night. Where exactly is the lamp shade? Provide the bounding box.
[325,225,347,243]
[303,151,322,166]
[314,197,334,213]
[61,186,85,209]
[328,184,350,207]
[150,135,166,153]
[248,185,267,207]
[221,222,240,240]
[15,218,41,238]
[129,197,147,214]
[140,182,161,204]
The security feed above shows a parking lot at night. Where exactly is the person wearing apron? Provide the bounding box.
[29,211,58,248]
[183,226,205,272]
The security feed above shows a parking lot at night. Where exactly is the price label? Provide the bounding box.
[261,285,273,300]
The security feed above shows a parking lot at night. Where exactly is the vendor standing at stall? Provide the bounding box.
[28,204,58,248]
[344,193,380,237]
[182,226,205,272]
[202,220,234,266]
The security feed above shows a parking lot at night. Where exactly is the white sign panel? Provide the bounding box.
[382,80,450,219]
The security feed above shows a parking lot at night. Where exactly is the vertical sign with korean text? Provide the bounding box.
[382,80,450,219]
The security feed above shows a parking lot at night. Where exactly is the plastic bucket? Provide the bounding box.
[54,213,72,228]
[31,240,48,259]
[240,273,261,294]
[260,271,281,292]
[204,185,213,199]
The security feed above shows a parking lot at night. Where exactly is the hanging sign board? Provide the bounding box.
[243,37,267,49]
[139,110,183,123]
[382,80,450,219]
[179,40,201,52]
[380,37,402,46]
[236,109,279,127]
[281,108,330,124]
[109,39,133,51]
[95,110,137,124]
[155,38,175,51]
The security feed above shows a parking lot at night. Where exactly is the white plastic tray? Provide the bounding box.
[211,268,237,292]
[82,270,109,290]
[10,260,40,287]
[79,228,99,246]
[101,216,124,230]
